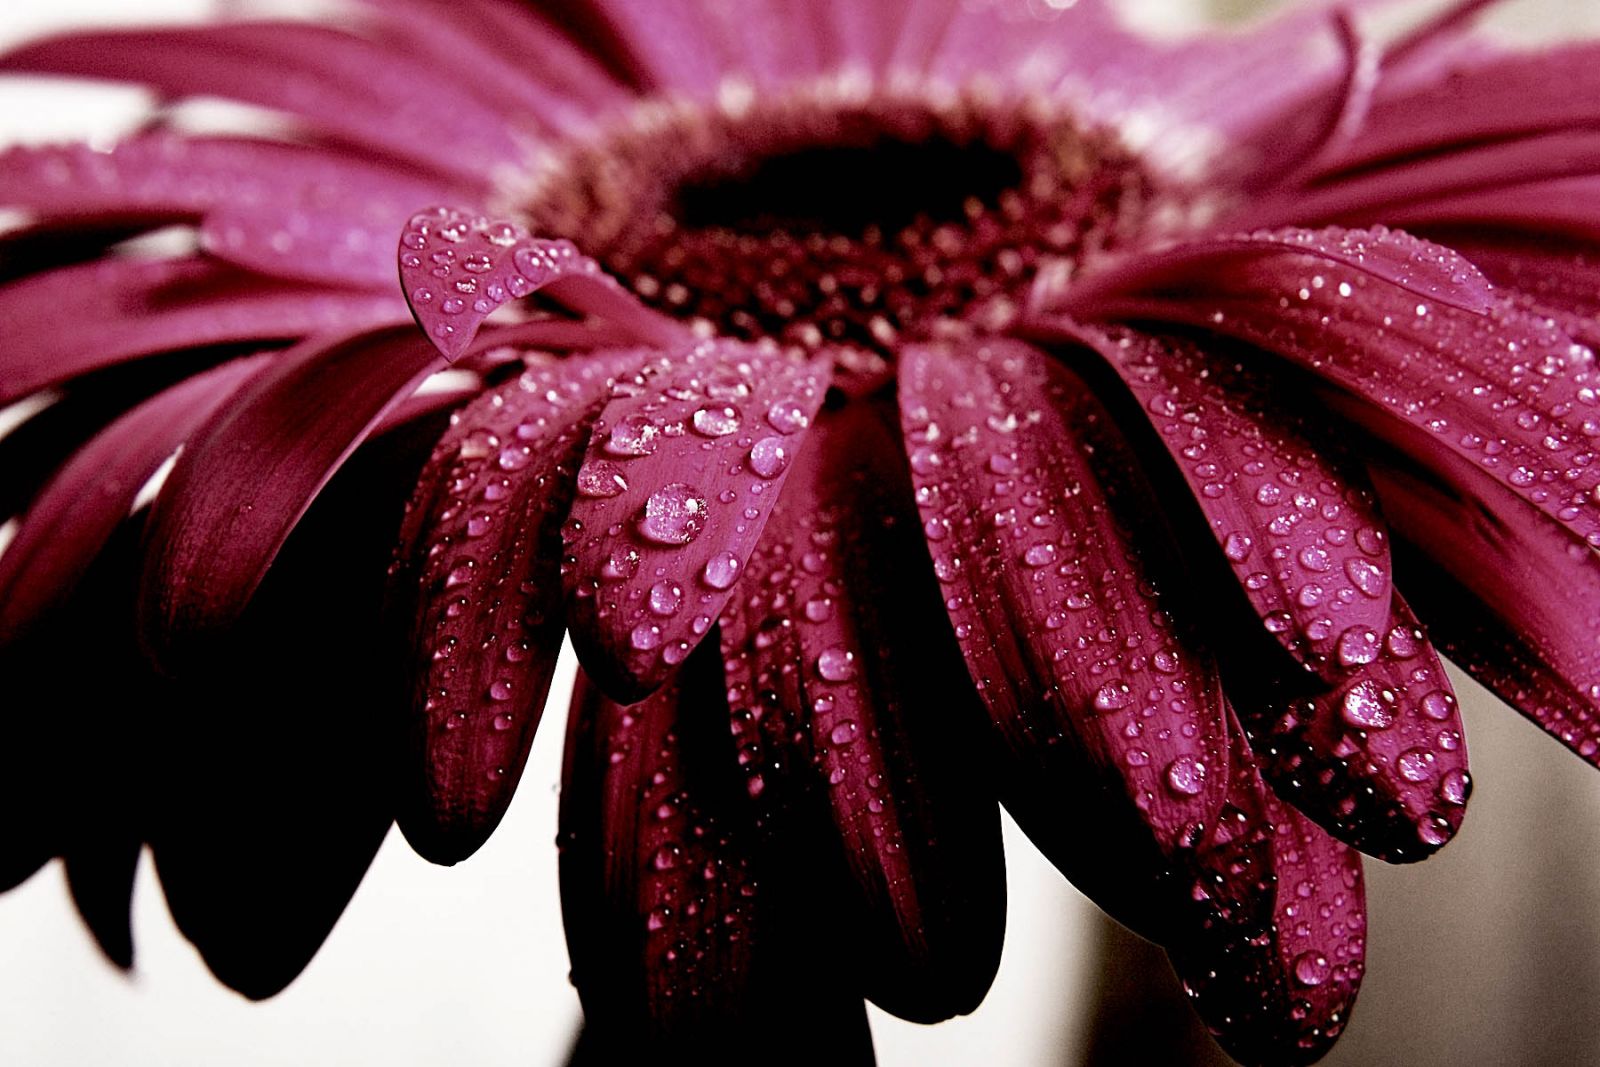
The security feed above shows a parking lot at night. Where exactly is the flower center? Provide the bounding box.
[515,80,1158,353]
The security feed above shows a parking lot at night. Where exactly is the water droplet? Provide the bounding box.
[804,597,834,623]
[1419,689,1455,721]
[1440,768,1471,805]
[1223,532,1253,562]
[1165,756,1207,796]
[816,646,857,682]
[1344,558,1387,598]
[702,552,741,590]
[748,436,789,479]
[648,581,683,616]
[1094,684,1132,711]
[692,404,742,437]
[606,414,660,457]
[576,460,628,498]
[829,721,859,745]
[1293,951,1330,987]
[1023,542,1057,568]
[1341,680,1394,729]
[631,622,663,650]
[1336,626,1380,666]
[1397,748,1435,782]
[1418,813,1452,846]
[639,483,709,544]
[764,400,809,434]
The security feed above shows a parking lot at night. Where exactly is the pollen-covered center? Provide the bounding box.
[517,83,1156,352]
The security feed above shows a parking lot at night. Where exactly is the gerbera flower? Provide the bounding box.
[3,0,1598,1061]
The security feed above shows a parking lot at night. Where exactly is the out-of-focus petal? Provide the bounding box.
[0,357,263,644]
[398,207,687,362]
[137,326,443,670]
[719,400,1005,1023]
[561,339,829,702]
[0,257,409,406]
[0,23,519,185]
[389,350,644,865]
[896,339,1229,883]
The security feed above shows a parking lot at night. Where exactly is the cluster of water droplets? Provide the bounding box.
[898,339,1228,849]
[560,338,827,695]
[389,354,639,848]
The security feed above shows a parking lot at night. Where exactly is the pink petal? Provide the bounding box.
[0,23,518,185]
[390,350,645,865]
[1317,43,1600,177]
[137,327,444,670]
[1052,225,1495,320]
[398,207,687,363]
[1383,178,1600,244]
[0,357,264,644]
[561,339,830,702]
[1247,131,1600,229]
[718,401,1005,1023]
[0,136,457,286]
[1045,321,1395,681]
[1170,719,1366,1067]
[896,338,1229,861]
[1238,592,1469,861]
[0,256,410,406]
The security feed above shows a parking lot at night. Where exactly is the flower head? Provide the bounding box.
[2,0,1597,1062]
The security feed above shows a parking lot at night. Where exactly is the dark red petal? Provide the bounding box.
[718,400,1005,1023]
[64,830,141,971]
[1238,592,1468,861]
[560,651,871,1057]
[390,350,645,864]
[137,327,443,670]
[0,23,519,185]
[0,358,263,644]
[1047,321,1395,681]
[0,257,408,406]
[897,339,1228,869]
[561,340,830,702]
[1385,180,1600,245]
[398,207,687,362]
[147,419,432,999]
[1371,447,1600,767]
[1170,719,1366,1067]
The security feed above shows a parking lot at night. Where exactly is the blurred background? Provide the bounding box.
[4,1,1600,1064]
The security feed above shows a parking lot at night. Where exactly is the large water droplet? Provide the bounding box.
[1293,950,1330,987]
[816,646,857,682]
[748,436,790,479]
[575,460,628,498]
[692,404,742,437]
[703,552,741,590]
[607,414,661,457]
[1165,756,1207,797]
[639,483,709,544]
[1340,680,1394,730]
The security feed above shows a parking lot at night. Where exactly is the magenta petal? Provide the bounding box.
[1240,592,1469,861]
[1052,322,1394,680]
[561,339,830,702]
[0,23,518,185]
[1170,720,1366,1067]
[0,358,263,644]
[1052,225,1495,319]
[0,136,457,289]
[1371,451,1600,768]
[1058,235,1600,555]
[1320,43,1600,176]
[0,257,409,406]
[719,401,1005,1023]
[398,207,687,362]
[390,351,644,865]
[897,338,1228,857]
[137,327,444,670]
